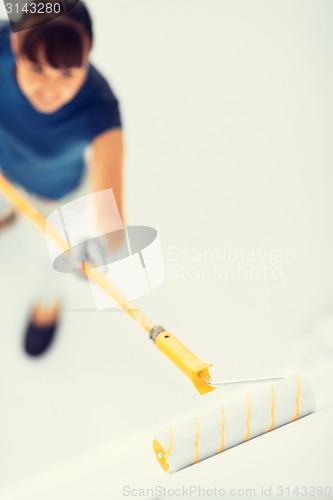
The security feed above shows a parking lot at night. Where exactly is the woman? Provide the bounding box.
[0,1,124,355]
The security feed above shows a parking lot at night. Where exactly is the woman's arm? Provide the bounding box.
[89,128,125,251]
[90,128,124,220]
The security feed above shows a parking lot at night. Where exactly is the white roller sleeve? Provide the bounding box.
[153,374,316,473]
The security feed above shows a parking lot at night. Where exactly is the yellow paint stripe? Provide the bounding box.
[267,384,276,432]
[218,405,225,453]
[165,426,174,459]
[291,373,301,422]
[245,394,251,441]
[194,415,200,464]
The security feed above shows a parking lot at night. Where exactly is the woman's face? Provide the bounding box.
[12,34,91,114]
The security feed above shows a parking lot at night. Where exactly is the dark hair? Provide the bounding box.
[15,1,93,69]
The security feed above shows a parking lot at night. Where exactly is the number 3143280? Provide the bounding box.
[5,3,62,15]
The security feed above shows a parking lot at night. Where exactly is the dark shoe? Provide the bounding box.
[24,302,61,357]
[24,321,58,357]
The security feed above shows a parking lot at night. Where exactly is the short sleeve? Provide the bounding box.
[87,95,122,140]
[80,65,122,141]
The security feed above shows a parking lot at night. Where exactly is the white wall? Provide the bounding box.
[86,0,333,352]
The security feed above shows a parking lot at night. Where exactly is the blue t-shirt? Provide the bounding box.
[0,21,122,199]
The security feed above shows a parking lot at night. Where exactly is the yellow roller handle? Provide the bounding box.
[153,330,215,394]
[0,173,214,395]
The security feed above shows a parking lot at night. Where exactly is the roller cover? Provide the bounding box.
[153,373,315,472]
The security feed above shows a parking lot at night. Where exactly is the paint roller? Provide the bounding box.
[0,174,317,473]
[153,373,316,472]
